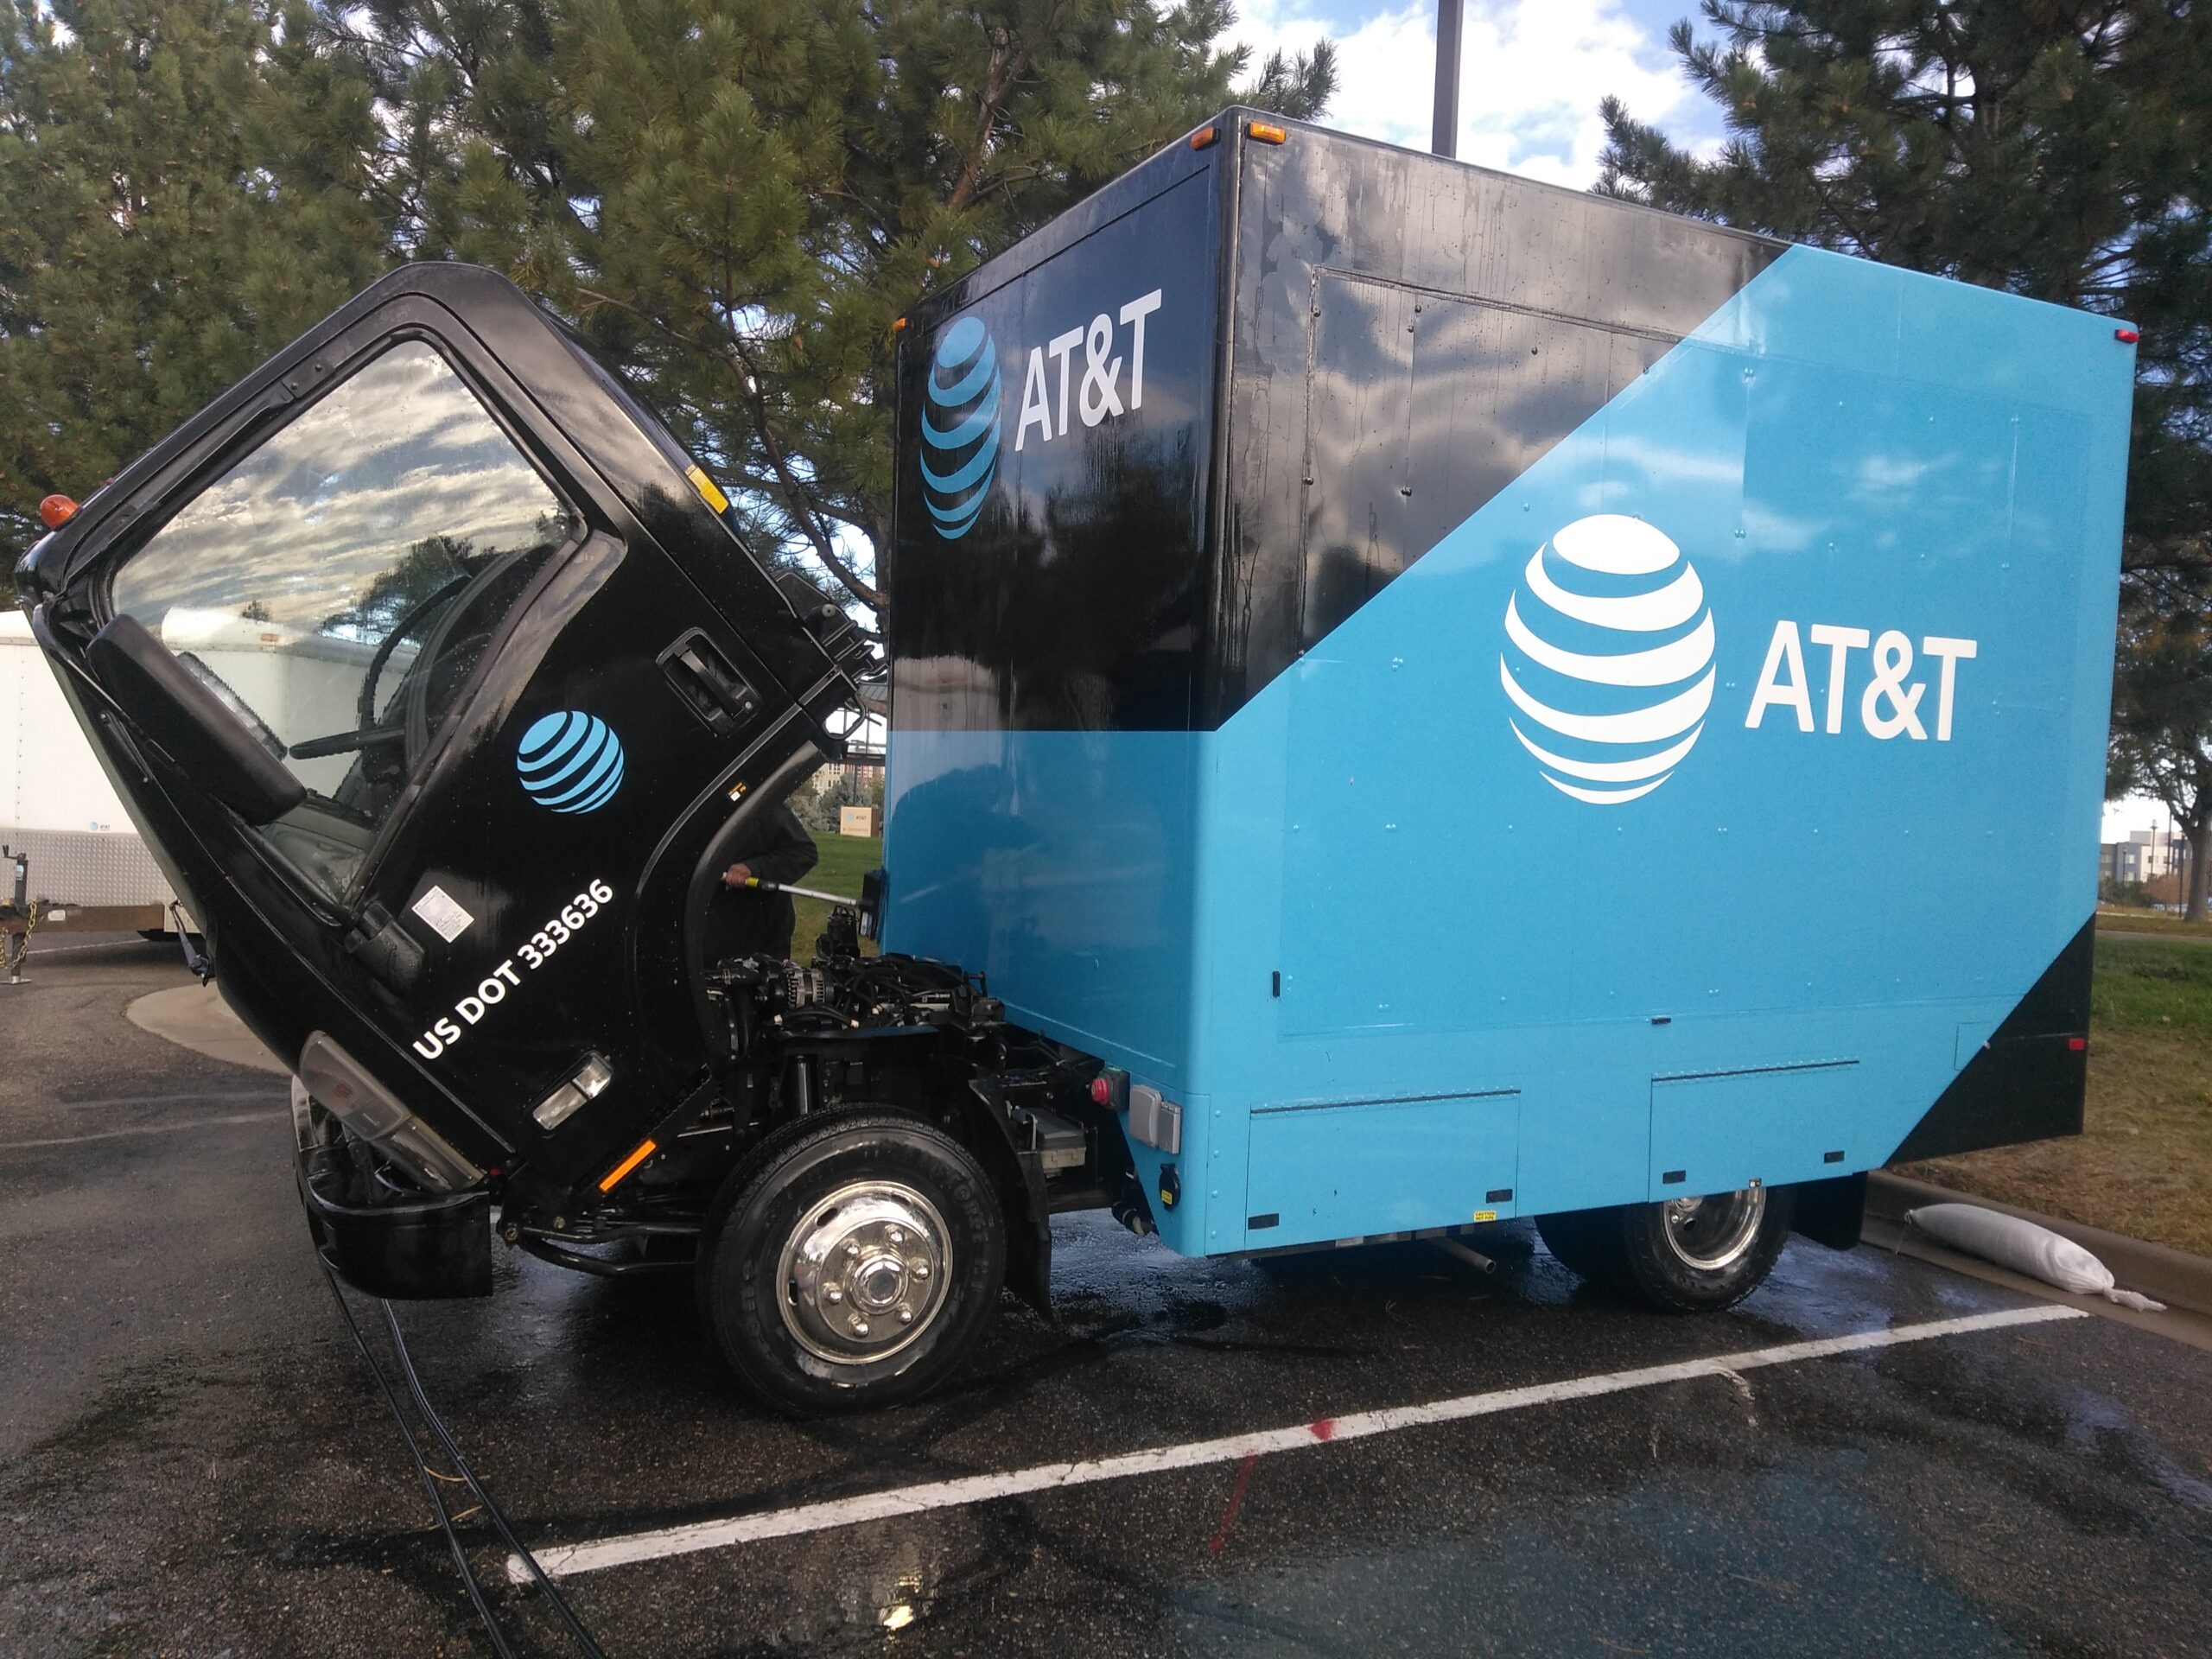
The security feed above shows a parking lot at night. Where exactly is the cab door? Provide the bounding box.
[35,268,853,1193]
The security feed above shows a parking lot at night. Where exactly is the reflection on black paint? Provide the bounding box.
[893,114,1785,732]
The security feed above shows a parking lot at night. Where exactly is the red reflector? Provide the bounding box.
[2115,327,2139,344]
[1090,1077,1112,1105]
[2068,1037,2087,1052]
[37,493,77,529]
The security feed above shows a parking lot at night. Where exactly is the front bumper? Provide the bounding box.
[294,1082,492,1299]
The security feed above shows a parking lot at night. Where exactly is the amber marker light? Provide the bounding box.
[597,1137,658,1192]
[38,493,77,530]
[892,315,908,334]
[1190,124,1219,150]
[1246,121,1287,145]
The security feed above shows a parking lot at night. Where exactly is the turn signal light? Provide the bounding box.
[37,494,76,529]
[598,1137,658,1192]
[1246,121,1287,145]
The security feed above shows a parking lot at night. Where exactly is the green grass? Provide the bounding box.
[1898,933,2212,1256]
[791,831,881,955]
[2094,905,2212,938]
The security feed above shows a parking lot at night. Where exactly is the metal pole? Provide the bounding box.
[1432,0,1464,157]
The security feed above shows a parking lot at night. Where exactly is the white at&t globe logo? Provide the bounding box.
[1498,514,1715,804]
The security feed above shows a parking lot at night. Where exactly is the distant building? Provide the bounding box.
[2102,836,2148,886]
[2102,827,2189,893]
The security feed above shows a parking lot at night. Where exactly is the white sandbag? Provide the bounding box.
[1905,1203,2165,1310]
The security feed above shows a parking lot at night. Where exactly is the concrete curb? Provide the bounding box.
[126,983,289,1077]
[1868,1170,2212,1319]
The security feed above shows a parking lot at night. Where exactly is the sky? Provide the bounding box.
[1229,0,1731,189]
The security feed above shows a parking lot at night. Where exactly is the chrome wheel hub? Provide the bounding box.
[1661,1186,1767,1272]
[778,1181,950,1365]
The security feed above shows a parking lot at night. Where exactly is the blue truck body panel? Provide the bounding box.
[885,118,2132,1259]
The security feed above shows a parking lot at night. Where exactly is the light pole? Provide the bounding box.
[1433,0,1463,157]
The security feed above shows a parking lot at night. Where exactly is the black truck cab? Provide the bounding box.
[16,263,1109,1414]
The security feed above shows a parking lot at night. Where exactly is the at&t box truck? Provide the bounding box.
[18,111,2129,1411]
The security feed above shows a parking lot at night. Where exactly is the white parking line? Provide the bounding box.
[510,1302,2087,1582]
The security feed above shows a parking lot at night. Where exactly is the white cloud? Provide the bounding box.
[1235,0,1694,190]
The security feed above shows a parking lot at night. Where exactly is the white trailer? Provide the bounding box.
[2,609,181,931]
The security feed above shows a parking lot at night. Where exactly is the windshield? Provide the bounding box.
[108,340,577,897]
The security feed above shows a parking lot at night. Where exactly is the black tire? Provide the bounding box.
[1536,1185,1795,1312]
[696,1109,1006,1415]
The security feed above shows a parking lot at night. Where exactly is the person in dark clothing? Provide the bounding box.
[706,801,820,962]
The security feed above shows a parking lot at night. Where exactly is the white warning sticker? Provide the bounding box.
[410,885,474,944]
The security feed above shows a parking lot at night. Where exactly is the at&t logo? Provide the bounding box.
[1498,514,1715,804]
[920,316,1001,539]
[516,711,624,814]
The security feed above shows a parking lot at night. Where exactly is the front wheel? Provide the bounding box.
[1536,1184,1794,1312]
[696,1109,1006,1415]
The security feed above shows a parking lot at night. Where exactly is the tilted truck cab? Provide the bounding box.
[17,111,2130,1413]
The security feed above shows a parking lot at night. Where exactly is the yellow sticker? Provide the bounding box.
[685,463,730,514]
[1472,1209,1497,1223]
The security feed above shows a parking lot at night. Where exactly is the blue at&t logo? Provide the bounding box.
[516,711,625,814]
[920,315,1001,539]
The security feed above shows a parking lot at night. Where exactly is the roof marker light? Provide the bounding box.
[684,463,730,514]
[2115,327,2140,344]
[38,494,76,529]
[1246,121,1287,145]
[1190,124,1218,150]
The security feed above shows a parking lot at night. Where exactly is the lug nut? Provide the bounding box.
[824,1287,843,1305]
[850,1318,870,1338]
[888,1228,905,1245]
[898,1306,913,1325]
[846,1241,861,1258]
[912,1262,931,1280]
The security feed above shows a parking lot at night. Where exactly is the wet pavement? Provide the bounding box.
[3,940,2210,1657]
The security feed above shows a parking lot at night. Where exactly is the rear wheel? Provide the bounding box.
[696,1109,1006,1415]
[1537,1184,1794,1312]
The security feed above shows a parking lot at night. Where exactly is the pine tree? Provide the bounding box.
[1597,1,2212,913]
[334,0,1334,613]
[0,0,397,579]
[2109,604,2212,914]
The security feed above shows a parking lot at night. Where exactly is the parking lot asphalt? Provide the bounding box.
[4,941,2211,1658]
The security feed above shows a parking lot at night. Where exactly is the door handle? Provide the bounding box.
[658,629,760,737]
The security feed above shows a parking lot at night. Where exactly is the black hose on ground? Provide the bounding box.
[321,1262,608,1657]
[320,1263,520,1659]
[377,1298,609,1659]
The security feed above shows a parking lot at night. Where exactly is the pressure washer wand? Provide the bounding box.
[737,877,861,906]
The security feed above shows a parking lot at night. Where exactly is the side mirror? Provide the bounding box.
[86,613,306,824]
